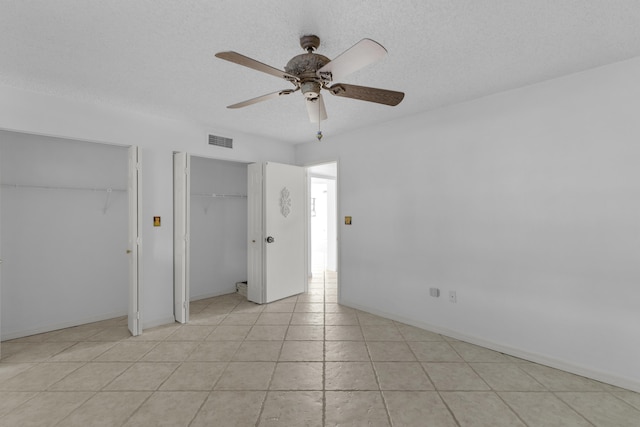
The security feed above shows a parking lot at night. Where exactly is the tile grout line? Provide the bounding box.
[49,390,99,427]
[178,296,227,427]
[322,270,327,427]
[551,391,598,426]
[252,299,293,425]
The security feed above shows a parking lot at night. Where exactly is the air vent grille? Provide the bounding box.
[208,134,233,149]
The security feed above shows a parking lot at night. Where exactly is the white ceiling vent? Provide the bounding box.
[208,134,233,149]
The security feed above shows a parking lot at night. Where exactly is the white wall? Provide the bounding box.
[0,84,295,330]
[0,131,129,339]
[190,156,247,300]
[326,178,337,272]
[296,57,640,392]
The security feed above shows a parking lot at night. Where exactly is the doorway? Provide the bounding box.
[307,162,338,295]
[0,130,139,340]
[173,154,248,323]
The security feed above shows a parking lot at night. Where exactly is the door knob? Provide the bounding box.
[266,236,275,243]
[126,249,132,254]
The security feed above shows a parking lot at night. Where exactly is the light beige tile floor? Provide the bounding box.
[1,272,639,426]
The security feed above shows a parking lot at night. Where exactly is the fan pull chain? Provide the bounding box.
[316,96,323,141]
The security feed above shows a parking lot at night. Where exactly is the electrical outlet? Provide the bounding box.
[449,291,457,303]
[429,288,440,297]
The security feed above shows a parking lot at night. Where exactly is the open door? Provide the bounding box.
[248,162,306,303]
[128,146,142,336]
[173,152,190,323]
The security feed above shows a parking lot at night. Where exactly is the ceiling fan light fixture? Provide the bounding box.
[301,81,321,98]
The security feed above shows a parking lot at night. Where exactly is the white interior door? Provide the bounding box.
[173,152,190,323]
[248,162,306,303]
[127,146,142,336]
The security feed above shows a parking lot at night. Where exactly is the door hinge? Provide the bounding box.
[183,301,188,310]
[136,162,141,171]
[136,237,142,245]
[136,311,140,320]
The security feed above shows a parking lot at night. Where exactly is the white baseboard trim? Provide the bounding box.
[142,315,177,331]
[190,288,237,302]
[341,299,640,393]
[1,310,128,341]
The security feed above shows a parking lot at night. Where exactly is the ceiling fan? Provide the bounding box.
[215,35,404,123]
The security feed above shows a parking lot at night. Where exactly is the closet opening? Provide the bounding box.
[0,130,135,342]
[173,154,248,323]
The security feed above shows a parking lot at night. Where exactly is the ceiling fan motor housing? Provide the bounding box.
[285,53,330,76]
[285,53,330,99]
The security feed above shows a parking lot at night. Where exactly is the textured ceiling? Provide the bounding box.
[2,0,640,144]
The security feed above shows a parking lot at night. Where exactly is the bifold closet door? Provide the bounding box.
[173,152,190,323]
[128,146,142,336]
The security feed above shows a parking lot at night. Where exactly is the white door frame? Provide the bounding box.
[0,131,141,339]
[305,160,339,293]
[174,154,253,317]
[173,152,190,323]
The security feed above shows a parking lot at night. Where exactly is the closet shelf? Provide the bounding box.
[1,183,126,214]
[1,183,126,193]
[191,193,247,214]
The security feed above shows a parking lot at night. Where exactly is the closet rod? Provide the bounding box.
[1,183,126,193]
[191,193,247,199]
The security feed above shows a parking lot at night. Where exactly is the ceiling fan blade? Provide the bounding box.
[306,95,328,123]
[215,51,299,82]
[327,83,404,106]
[316,39,387,82]
[227,89,295,109]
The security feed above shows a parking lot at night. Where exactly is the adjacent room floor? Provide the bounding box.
[1,272,639,426]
